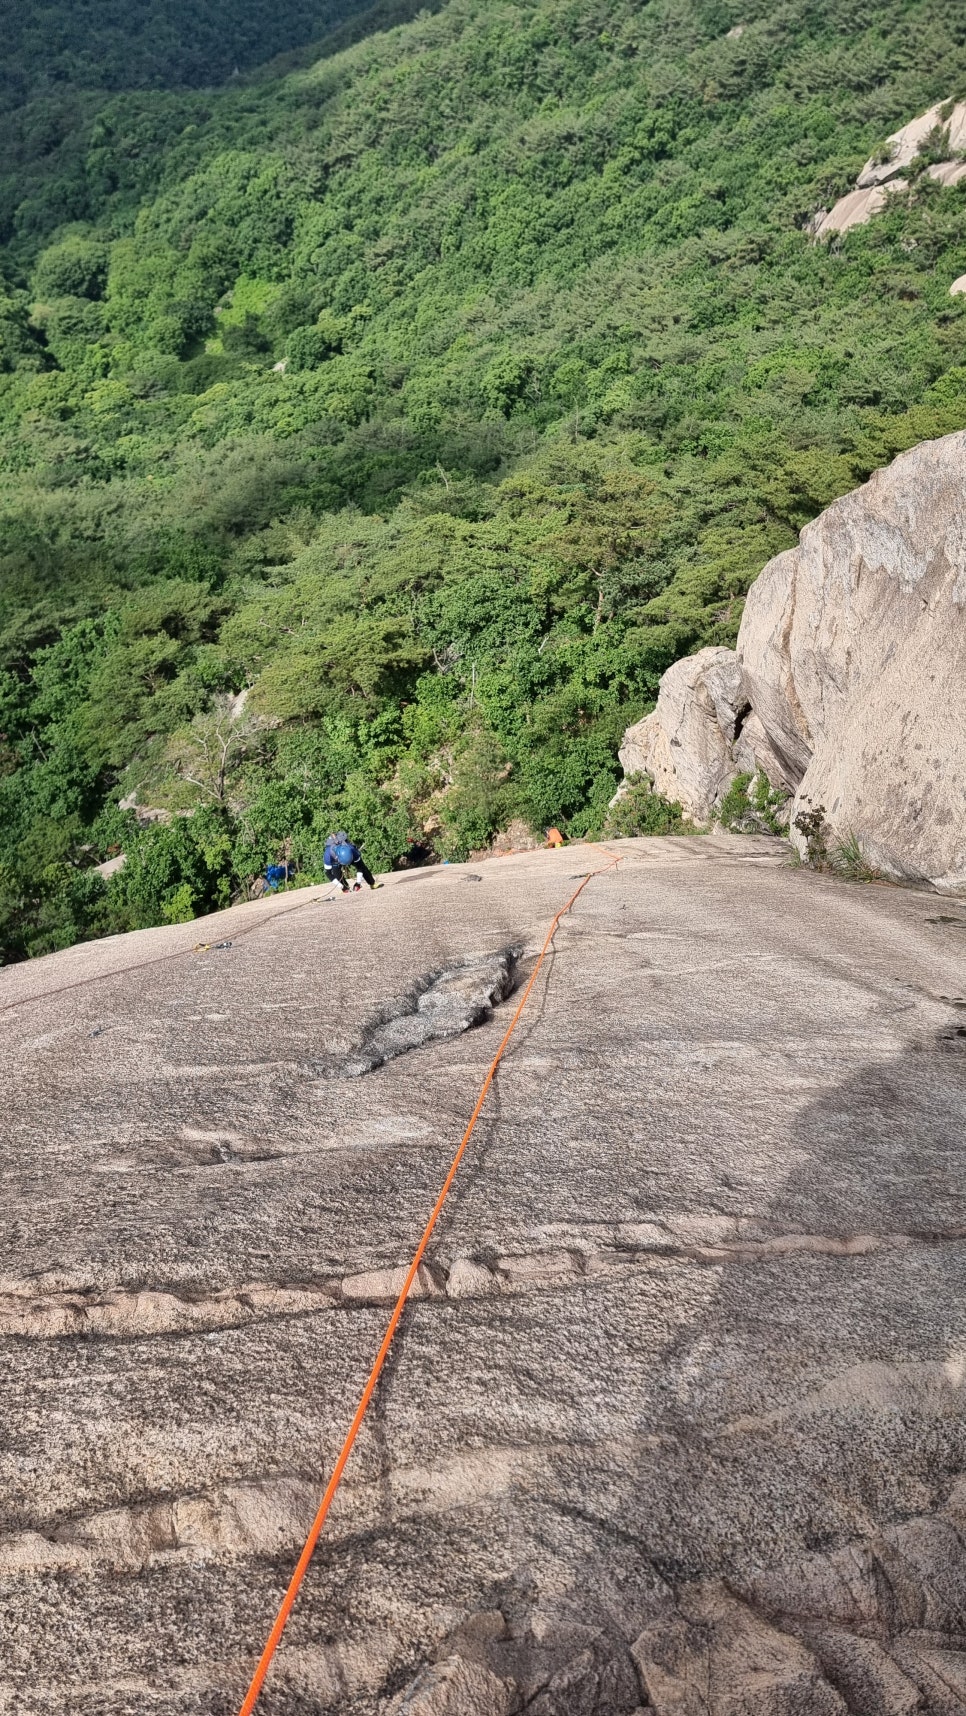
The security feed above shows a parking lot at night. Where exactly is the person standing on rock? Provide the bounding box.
[323,831,381,892]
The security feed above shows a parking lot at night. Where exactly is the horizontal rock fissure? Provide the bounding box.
[0,1447,553,1579]
[5,1226,965,1340]
[6,1452,966,1673]
[0,1281,339,1340]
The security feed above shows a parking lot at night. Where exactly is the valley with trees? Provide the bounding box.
[2,0,966,958]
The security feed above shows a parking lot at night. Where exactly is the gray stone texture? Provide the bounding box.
[2,835,966,1712]
[620,431,966,892]
[618,649,745,824]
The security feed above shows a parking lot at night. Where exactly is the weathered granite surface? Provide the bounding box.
[621,432,966,891]
[739,433,966,889]
[813,97,966,239]
[2,836,966,1714]
[856,99,966,188]
[617,649,744,824]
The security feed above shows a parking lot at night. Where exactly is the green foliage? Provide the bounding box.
[33,236,108,301]
[750,771,790,835]
[109,807,236,928]
[0,0,377,249]
[828,829,883,883]
[719,772,755,831]
[601,773,692,839]
[790,803,884,881]
[0,859,110,962]
[434,724,521,859]
[2,0,966,958]
[827,830,878,885]
[719,769,789,834]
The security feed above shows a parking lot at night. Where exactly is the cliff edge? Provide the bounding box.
[620,431,966,892]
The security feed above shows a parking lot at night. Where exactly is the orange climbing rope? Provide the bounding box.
[236,853,622,1715]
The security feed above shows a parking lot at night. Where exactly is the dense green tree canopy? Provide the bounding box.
[2,0,966,958]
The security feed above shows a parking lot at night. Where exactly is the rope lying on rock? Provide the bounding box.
[0,888,335,1017]
[236,853,623,1716]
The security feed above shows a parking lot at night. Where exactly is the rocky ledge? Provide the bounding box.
[2,835,966,1713]
[620,430,966,893]
[811,98,966,245]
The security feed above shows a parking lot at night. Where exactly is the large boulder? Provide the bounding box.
[620,430,966,892]
[618,647,744,824]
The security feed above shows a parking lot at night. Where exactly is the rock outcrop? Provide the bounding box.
[811,97,966,239]
[2,837,966,1714]
[811,179,908,238]
[620,430,966,891]
[617,647,744,824]
[857,99,966,187]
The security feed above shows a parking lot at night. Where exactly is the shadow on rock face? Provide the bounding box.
[379,1023,966,1716]
[589,1028,966,1716]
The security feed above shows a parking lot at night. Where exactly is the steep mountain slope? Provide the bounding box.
[2,0,375,107]
[0,0,382,247]
[3,0,966,959]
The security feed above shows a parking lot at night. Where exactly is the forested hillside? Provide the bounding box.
[0,0,384,253]
[3,0,373,103]
[2,0,966,959]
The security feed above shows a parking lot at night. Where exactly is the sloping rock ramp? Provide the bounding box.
[2,835,966,1715]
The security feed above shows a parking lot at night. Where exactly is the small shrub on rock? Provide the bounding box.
[792,801,831,866]
[602,774,692,838]
[720,771,790,835]
[829,831,882,883]
[792,804,883,882]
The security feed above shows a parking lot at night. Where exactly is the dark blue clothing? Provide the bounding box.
[324,838,361,869]
[323,837,375,890]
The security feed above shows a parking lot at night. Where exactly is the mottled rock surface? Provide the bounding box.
[618,650,744,823]
[2,836,966,1715]
[739,432,966,890]
[621,432,966,892]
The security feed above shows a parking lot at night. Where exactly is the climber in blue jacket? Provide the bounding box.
[323,831,380,892]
